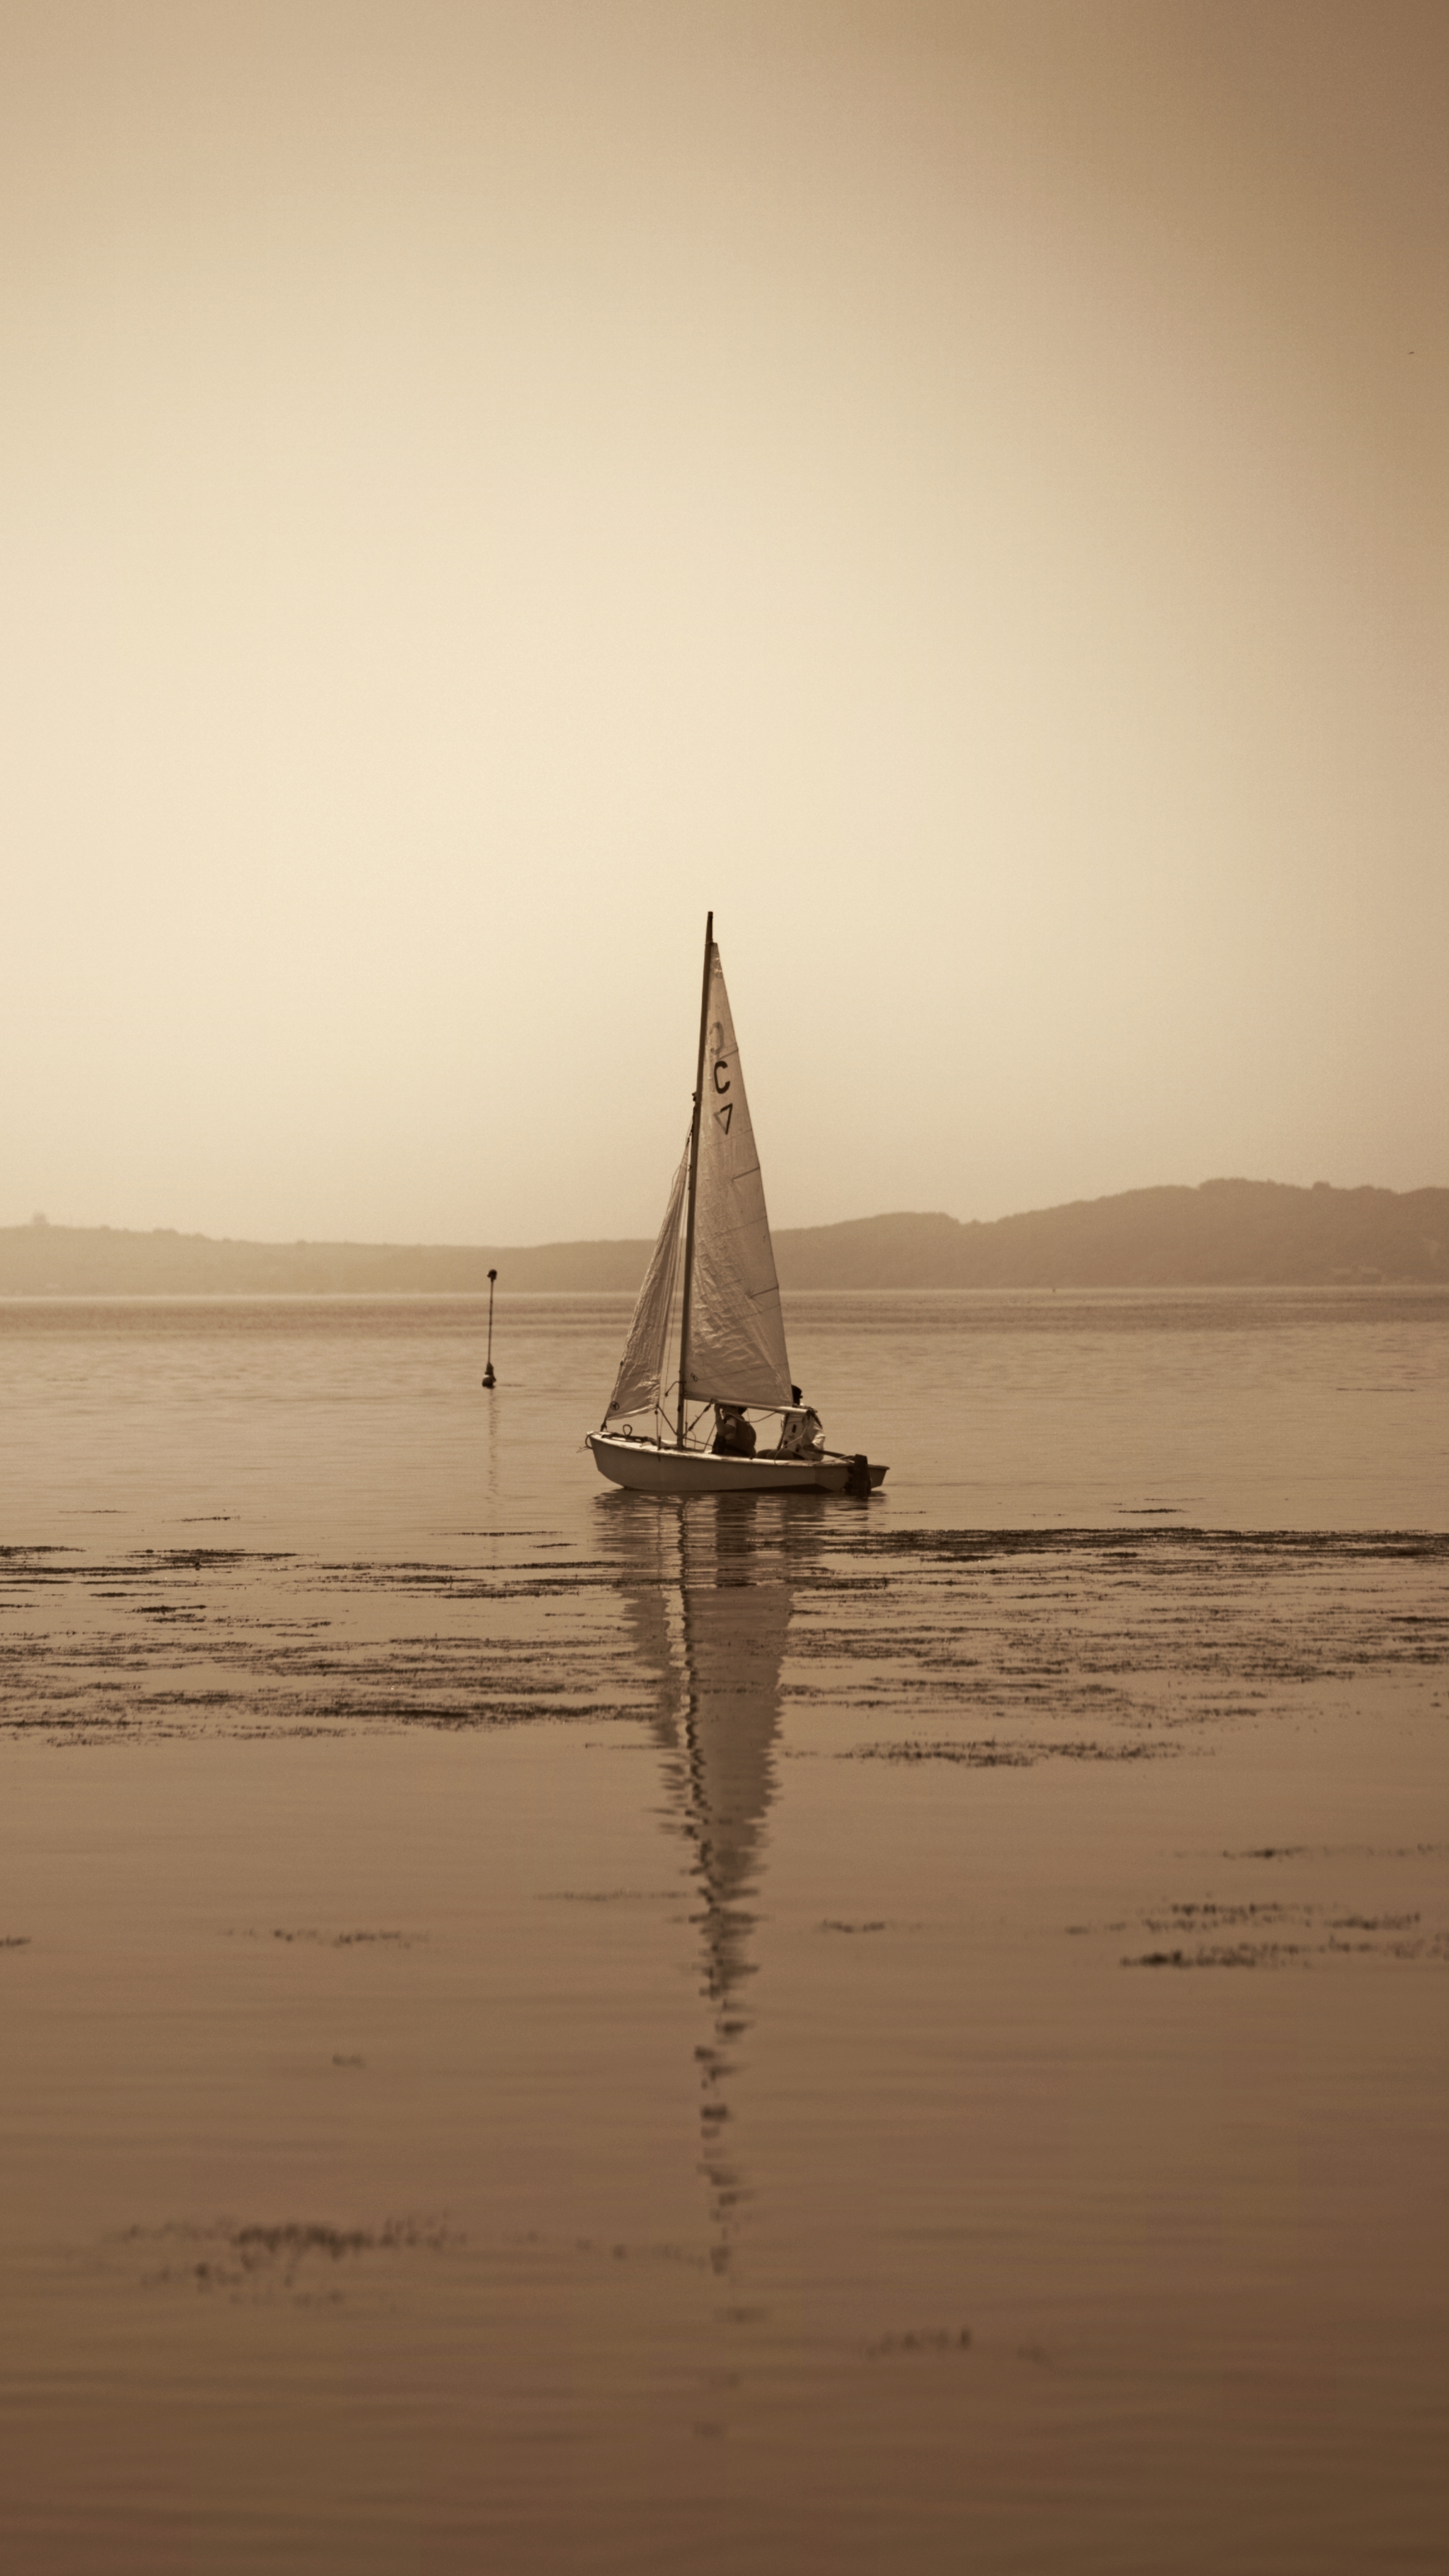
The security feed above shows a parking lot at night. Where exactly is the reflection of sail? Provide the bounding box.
[614,1508,685,1760]
[608,1496,792,2260]
[679,1514,790,2241]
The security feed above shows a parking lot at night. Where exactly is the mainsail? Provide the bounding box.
[681,946,794,1409]
[604,1142,688,1422]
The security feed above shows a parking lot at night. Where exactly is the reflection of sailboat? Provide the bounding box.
[610,1497,792,2258]
[587,915,886,1496]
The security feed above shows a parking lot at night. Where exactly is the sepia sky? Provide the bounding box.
[4,0,1445,1245]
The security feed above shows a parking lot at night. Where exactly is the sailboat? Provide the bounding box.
[586,916,887,1496]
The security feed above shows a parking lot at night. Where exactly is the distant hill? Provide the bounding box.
[0,1226,647,1297]
[775,1181,1449,1289]
[3,1181,1446,1296]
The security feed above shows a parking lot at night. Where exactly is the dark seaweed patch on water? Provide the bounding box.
[539,1890,678,1904]
[845,1737,1177,1766]
[223,1926,424,1949]
[1140,1901,1305,1931]
[267,1697,646,1733]
[1124,1944,1309,1968]
[1223,1842,1447,1860]
[1227,1844,1311,1859]
[135,1690,241,1708]
[832,1529,1449,1564]
[1114,1900,1447,1969]
[315,1558,621,1601]
[134,1548,294,1565]
[116,2215,462,2300]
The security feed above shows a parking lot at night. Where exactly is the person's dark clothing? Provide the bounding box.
[712,1407,757,1457]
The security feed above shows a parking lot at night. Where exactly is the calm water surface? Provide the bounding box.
[1,1291,1445,2573]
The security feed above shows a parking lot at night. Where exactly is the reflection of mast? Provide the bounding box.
[610,1494,789,2265]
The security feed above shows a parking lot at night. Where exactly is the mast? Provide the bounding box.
[675,911,714,1448]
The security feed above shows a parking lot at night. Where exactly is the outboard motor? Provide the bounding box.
[845,1452,873,1498]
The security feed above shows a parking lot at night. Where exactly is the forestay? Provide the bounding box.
[681,947,794,1409]
[604,1143,688,1422]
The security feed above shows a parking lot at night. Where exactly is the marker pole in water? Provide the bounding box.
[482,1269,497,1387]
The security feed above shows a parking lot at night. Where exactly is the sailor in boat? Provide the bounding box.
[711,1404,758,1457]
[775,1387,824,1459]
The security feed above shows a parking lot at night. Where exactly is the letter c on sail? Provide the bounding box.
[712,1058,731,1094]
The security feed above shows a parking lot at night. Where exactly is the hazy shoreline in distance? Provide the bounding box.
[3,1177,1445,1297]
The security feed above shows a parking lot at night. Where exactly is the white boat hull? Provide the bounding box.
[587,1433,887,1496]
